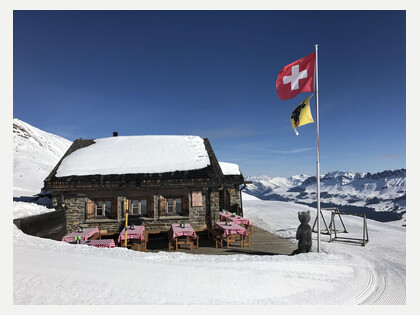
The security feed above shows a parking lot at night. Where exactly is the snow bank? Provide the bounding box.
[13,201,54,219]
[219,161,241,175]
[13,224,354,304]
[56,135,210,177]
[13,199,405,305]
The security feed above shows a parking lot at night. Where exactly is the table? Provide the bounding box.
[211,221,249,248]
[168,223,199,250]
[118,225,147,251]
[219,212,250,225]
[62,228,100,242]
[219,211,252,243]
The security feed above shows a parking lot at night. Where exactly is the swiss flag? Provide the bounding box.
[276,52,315,100]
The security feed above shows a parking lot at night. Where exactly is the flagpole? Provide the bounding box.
[314,44,321,253]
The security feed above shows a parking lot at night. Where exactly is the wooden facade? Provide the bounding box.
[44,137,245,234]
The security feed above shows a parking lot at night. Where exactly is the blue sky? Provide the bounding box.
[13,10,406,177]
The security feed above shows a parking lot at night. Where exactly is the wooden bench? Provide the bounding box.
[99,229,115,239]
[168,235,199,250]
[209,227,244,248]
[131,232,148,252]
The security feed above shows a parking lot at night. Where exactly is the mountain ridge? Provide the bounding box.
[244,169,406,222]
[13,118,72,197]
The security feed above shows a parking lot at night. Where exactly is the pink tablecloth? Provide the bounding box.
[81,239,116,248]
[213,221,248,237]
[118,225,145,243]
[170,223,197,240]
[62,228,100,242]
[219,212,251,226]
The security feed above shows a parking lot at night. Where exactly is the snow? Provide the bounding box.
[56,135,210,177]
[219,161,241,175]
[241,192,260,200]
[13,197,406,305]
[13,118,72,197]
[13,201,54,219]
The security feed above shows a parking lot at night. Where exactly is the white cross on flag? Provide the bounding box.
[276,52,315,100]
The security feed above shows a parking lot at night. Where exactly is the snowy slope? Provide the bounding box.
[13,118,72,197]
[13,195,405,304]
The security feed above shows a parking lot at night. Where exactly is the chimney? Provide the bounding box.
[113,132,118,137]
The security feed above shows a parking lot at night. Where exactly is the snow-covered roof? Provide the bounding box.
[219,161,241,176]
[55,135,211,177]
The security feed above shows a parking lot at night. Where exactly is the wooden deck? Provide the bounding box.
[138,226,297,255]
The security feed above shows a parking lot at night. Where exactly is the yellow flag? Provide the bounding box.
[290,94,314,135]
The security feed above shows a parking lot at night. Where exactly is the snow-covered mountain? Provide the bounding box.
[244,170,406,222]
[13,118,72,197]
[245,174,310,197]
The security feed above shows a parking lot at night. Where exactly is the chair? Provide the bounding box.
[211,228,224,248]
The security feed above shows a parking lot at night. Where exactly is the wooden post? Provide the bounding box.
[329,212,333,243]
[124,200,128,247]
[365,213,369,243]
[363,213,366,246]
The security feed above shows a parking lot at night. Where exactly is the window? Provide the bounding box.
[96,200,112,217]
[166,198,183,215]
[132,200,139,215]
[129,199,149,217]
[86,199,116,219]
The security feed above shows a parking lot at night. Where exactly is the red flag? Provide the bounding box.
[276,52,315,100]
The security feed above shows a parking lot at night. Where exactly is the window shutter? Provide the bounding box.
[121,200,125,218]
[128,199,132,215]
[86,199,95,219]
[159,197,167,216]
[147,198,153,217]
[182,197,189,215]
[111,200,117,218]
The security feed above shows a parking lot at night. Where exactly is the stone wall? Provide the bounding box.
[209,190,220,224]
[146,191,207,231]
[230,188,242,214]
[55,193,123,234]
[188,191,207,229]
[53,187,213,234]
